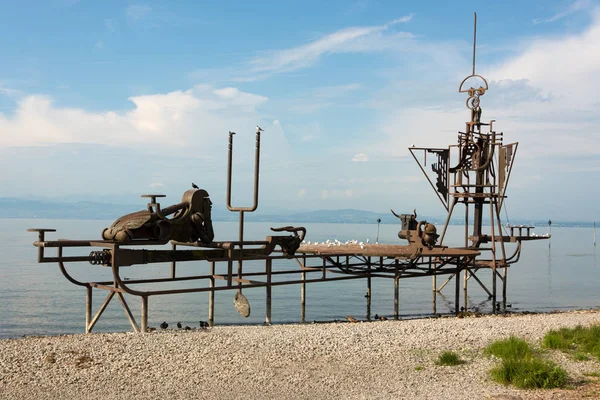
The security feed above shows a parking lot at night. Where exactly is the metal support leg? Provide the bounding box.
[394,263,399,320]
[432,261,437,314]
[492,269,497,314]
[464,268,468,310]
[367,259,371,320]
[116,292,139,333]
[87,291,115,333]
[265,259,272,325]
[141,296,148,333]
[301,257,306,323]
[455,266,460,314]
[209,261,215,327]
[85,286,92,334]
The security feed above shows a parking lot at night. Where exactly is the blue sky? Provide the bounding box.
[0,0,599,221]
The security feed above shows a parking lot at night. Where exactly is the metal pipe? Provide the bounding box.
[455,262,460,314]
[301,256,306,322]
[87,291,115,333]
[171,243,176,279]
[367,258,371,320]
[141,296,148,333]
[85,286,92,333]
[209,261,215,327]
[394,260,399,320]
[265,259,272,325]
[226,129,261,212]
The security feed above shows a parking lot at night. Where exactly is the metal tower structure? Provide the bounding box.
[409,13,546,311]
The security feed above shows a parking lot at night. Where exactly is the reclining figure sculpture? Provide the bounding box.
[102,188,215,244]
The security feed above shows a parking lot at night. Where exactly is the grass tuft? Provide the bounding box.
[484,336,532,360]
[574,352,591,361]
[489,358,567,389]
[543,325,600,361]
[437,351,463,366]
[486,336,568,389]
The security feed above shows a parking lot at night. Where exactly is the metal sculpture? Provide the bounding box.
[27,14,548,335]
[101,189,214,244]
[409,13,548,310]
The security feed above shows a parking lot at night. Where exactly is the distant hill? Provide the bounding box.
[0,197,592,227]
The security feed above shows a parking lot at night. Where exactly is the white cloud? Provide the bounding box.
[150,182,164,188]
[0,85,270,149]
[391,14,414,24]
[487,13,600,101]
[352,153,369,162]
[532,0,591,24]
[362,8,600,163]
[126,4,152,22]
[247,17,414,76]
[0,86,20,97]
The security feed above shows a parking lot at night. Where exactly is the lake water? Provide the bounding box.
[0,218,598,339]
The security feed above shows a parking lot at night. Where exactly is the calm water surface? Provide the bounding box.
[0,218,598,338]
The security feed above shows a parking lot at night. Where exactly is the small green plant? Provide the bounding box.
[574,352,591,361]
[489,358,567,389]
[543,324,600,361]
[415,365,423,371]
[583,371,600,378]
[437,351,463,366]
[486,336,567,389]
[484,336,532,360]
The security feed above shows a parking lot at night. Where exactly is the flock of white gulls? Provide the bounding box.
[300,239,374,249]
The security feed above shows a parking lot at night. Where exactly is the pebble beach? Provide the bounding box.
[1,310,600,400]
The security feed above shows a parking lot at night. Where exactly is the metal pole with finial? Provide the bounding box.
[548,220,552,248]
[594,222,596,247]
[376,218,381,244]
[472,12,477,76]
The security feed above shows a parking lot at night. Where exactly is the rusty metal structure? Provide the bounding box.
[28,14,547,334]
[408,13,548,310]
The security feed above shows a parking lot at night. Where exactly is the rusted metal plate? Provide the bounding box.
[233,291,251,317]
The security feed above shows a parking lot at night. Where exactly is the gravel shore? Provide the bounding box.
[1,310,600,400]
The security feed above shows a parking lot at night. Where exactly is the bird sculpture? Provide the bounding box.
[160,321,168,329]
[192,182,199,189]
[256,126,264,133]
[199,321,209,329]
[346,316,358,323]
[184,326,191,330]
[177,322,182,329]
[374,313,379,320]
